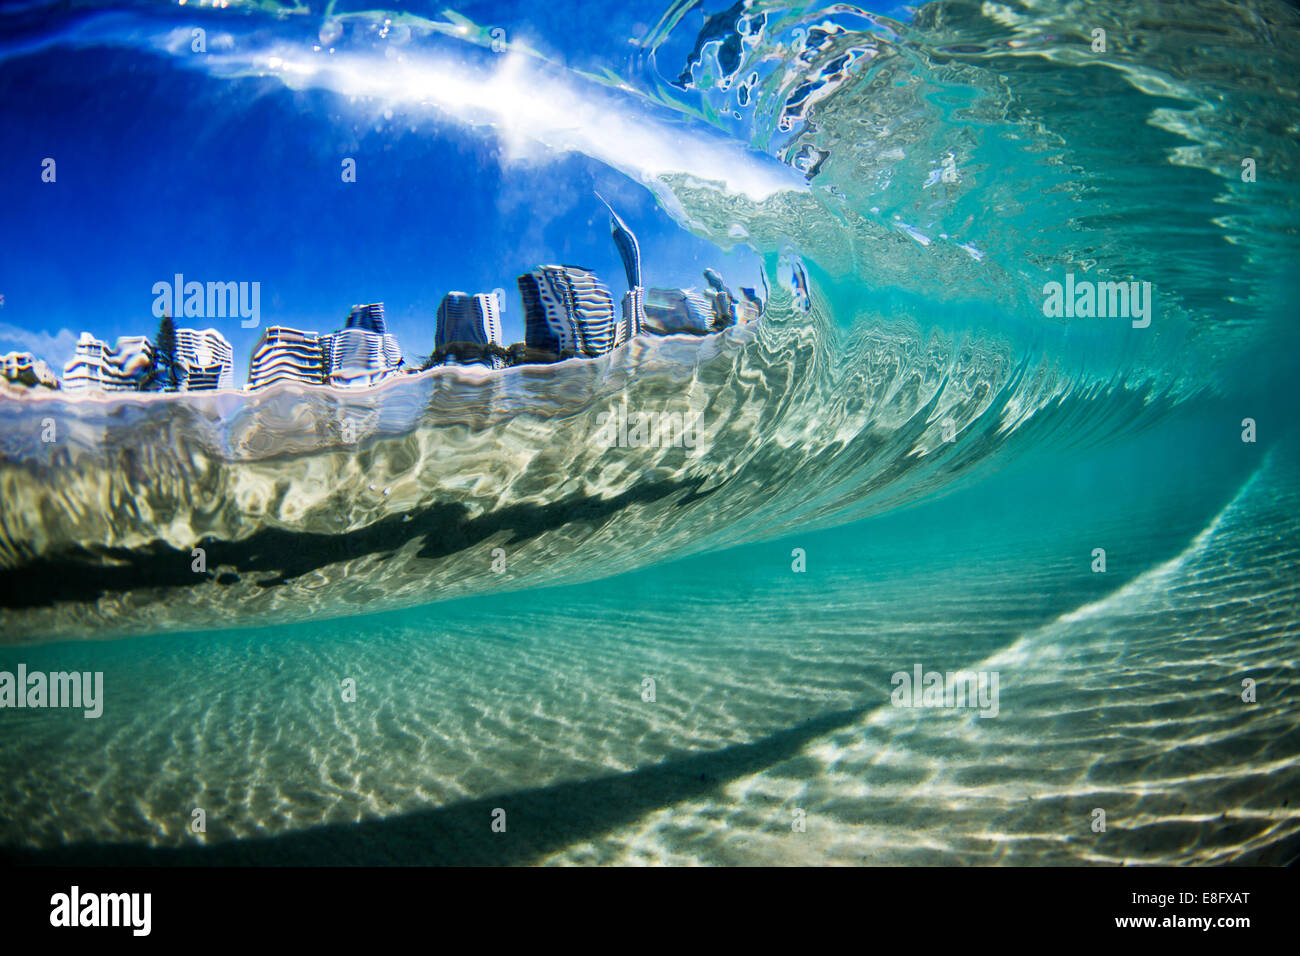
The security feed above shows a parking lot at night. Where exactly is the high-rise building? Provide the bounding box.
[641,288,717,335]
[518,266,617,358]
[248,312,401,391]
[174,327,234,390]
[344,303,387,335]
[619,288,644,346]
[710,288,735,327]
[703,268,737,329]
[703,268,730,296]
[2,351,59,389]
[291,303,405,388]
[434,292,504,369]
[599,194,642,290]
[599,194,644,345]
[320,327,402,388]
[247,326,326,390]
[100,335,155,390]
[63,333,110,390]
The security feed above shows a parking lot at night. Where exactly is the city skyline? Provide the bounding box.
[3,198,762,393]
[0,105,764,389]
[0,252,760,391]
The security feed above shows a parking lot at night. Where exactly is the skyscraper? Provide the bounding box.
[63,333,110,390]
[641,288,717,335]
[247,326,326,390]
[434,292,504,369]
[321,304,402,388]
[598,193,642,290]
[344,302,387,335]
[320,329,402,387]
[737,287,764,323]
[619,287,644,347]
[82,335,155,390]
[702,268,730,297]
[518,266,617,358]
[63,333,157,390]
[710,288,735,328]
[703,268,737,329]
[598,193,644,345]
[174,327,234,390]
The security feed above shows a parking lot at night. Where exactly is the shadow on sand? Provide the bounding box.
[4,705,868,866]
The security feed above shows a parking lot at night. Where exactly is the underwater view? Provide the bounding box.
[0,0,1297,873]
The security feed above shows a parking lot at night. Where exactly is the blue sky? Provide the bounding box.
[0,3,771,384]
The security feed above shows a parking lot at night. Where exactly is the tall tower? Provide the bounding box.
[478,292,503,349]
[619,287,644,347]
[703,268,736,329]
[175,327,235,390]
[598,193,641,290]
[103,336,156,390]
[321,328,402,388]
[323,302,401,387]
[63,333,109,390]
[640,288,716,335]
[597,193,644,344]
[247,327,326,390]
[345,303,387,335]
[435,292,505,368]
[518,266,616,358]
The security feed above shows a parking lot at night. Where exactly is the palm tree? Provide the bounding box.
[141,313,178,390]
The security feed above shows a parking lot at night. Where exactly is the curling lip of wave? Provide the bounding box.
[155,29,809,203]
[0,313,1191,644]
[0,5,806,201]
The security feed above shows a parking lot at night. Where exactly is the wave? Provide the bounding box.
[1,301,1187,642]
[1,0,1296,641]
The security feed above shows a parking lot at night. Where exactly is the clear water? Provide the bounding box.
[0,0,1297,865]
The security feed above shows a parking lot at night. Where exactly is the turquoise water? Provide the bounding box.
[4,414,1296,864]
[1,0,1298,864]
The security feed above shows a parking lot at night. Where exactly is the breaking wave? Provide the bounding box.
[1,0,1296,642]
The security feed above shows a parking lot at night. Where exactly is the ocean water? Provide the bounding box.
[1,0,1298,866]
